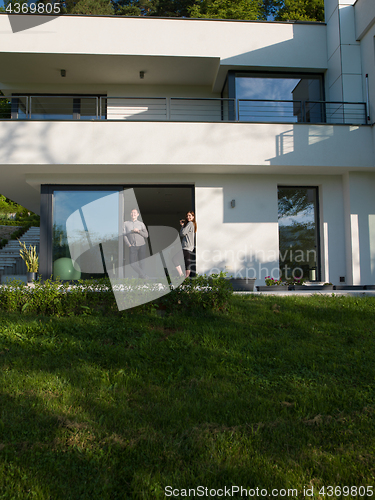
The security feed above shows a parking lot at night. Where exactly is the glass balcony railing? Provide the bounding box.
[0,95,368,125]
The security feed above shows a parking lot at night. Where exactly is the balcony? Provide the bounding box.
[0,95,368,125]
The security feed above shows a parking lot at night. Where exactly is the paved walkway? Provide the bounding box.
[234,290,375,296]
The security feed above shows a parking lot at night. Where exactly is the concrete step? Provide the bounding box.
[7,241,39,244]
[0,228,40,280]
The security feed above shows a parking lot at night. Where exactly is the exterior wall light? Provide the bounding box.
[61,69,66,77]
[139,71,145,79]
[230,200,235,208]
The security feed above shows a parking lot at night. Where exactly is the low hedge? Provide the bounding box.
[158,273,233,313]
[0,220,25,227]
[0,273,233,316]
[0,219,40,227]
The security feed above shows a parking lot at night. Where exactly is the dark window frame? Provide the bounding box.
[40,184,195,280]
[224,71,325,123]
[277,185,321,282]
[227,70,325,101]
[11,93,106,119]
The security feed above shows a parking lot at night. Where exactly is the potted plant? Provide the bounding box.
[19,240,39,282]
[229,277,256,291]
[293,281,334,291]
[288,277,305,290]
[257,276,288,292]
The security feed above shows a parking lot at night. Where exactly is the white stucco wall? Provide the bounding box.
[195,176,279,281]
[0,121,372,169]
[354,1,375,124]
[325,0,363,103]
[195,173,372,285]
[343,172,375,284]
[0,14,327,70]
[354,0,375,40]
[15,170,353,285]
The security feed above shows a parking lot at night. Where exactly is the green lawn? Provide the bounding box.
[0,295,374,499]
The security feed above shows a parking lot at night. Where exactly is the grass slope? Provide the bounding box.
[0,295,374,499]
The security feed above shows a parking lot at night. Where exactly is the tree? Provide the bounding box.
[152,0,196,16]
[113,0,146,16]
[278,187,314,219]
[275,0,324,22]
[114,0,195,16]
[188,0,264,20]
[0,91,11,120]
[63,0,114,15]
[113,0,324,20]
[0,195,20,216]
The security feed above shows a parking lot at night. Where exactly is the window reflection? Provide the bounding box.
[278,187,319,281]
[53,190,119,280]
[12,96,99,119]
[235,74,323,122]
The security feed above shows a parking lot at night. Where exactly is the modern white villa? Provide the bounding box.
[0,0,374,286]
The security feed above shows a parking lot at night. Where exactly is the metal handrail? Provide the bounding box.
[0,95,368,125]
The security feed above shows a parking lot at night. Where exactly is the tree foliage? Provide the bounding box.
[275,0,324,22]
[278,187,314,219]
[0,91,11,120]
[113,0,324,20]
[0,195,25,215]
[64,0,114,15]
[113,0,197,16]
[189,0,263,20]
[1,0,324,20]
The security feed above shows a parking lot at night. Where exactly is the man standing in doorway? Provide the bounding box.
[124,209,149,279]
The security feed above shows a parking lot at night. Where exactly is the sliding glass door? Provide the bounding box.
[278,187,320,281]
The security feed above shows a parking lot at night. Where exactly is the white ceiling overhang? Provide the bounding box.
[0,52,221,87]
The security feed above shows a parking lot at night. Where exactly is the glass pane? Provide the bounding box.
[236,77,302,101]
[235,75,323,122]
[11,97,27,119]
[278,187,319,282]
[53,190,120,280]
[30,97,75,119]
[80,98,98,119]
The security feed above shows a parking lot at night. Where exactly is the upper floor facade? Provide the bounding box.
[0,0,374,178]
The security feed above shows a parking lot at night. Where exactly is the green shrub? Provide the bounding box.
[0,216,40,227]
[157,272,233,314]
[0,278,115,316]
[0,273,233,316]
[11,225,31,239]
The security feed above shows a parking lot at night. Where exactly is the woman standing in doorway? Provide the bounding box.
[176,211,197,278]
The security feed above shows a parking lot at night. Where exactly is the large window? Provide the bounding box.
[41,185,194,281]
[52,189,121,280]
[226,72,324,123]
[11,95,102,119]
[278,187,320,281]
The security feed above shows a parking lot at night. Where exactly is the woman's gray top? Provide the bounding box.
[180,221,195,251]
